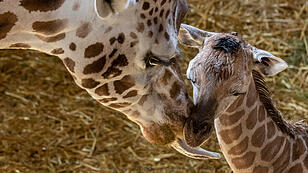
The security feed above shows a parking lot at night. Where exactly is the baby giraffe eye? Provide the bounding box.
[231,90,246,96]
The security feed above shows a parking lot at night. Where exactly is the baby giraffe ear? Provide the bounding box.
[252,47,288,76]
[178,24,212,49]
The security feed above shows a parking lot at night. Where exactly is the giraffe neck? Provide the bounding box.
[215,71,308,173]
[0,0,144,108]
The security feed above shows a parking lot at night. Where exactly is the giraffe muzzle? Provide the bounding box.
[171,138,221,159]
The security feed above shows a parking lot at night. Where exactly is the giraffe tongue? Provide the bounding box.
[171,138,221,160]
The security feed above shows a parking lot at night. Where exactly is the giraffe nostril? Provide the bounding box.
[192,121,211,134]
[231,32,238,36]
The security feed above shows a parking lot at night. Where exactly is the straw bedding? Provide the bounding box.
[0,0,307,172]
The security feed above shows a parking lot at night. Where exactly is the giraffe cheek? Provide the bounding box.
[141,123,176,145]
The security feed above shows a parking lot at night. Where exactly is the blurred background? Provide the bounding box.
[0,0,307,172]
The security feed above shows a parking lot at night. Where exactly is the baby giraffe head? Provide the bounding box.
[179,24,288,147]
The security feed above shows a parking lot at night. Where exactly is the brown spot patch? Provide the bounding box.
[95,84,109,96]
[228,136,249,155]
[261,136,284,162]
[102,54,128,79]
[130,41,139,47]
[109,102,131,109]
[102,68,122,79]
[81,78,100,89]
[83,55,106,74]
[287,164,303,173]
[130,32,137,39]
[148,31,153,38]
[159,24,163,32]
[219,124,242,144]
[9,43,31,48]
[114,75,135,95]
[137,23,145,32]
[159,9,164,17]
[109,48,118,58]
[51,48,64,54]
[251,125,266,147]
[273,140,290,173]
[160,0,167,6]
[231,151,256,169]
[109,37,116,45]
[0,12,18,40]
[292,137,306,161]
[246,81,257,107]
[246,106,258,130]
[20,0,65,12]
[138,95,148,106]
[63,57,75,73]
[165,10,170,19]
[140,13,146,19]
[226,94,245,113]
[32,19,67,35]
[149,8,154,16]
[69,42,76,51]
[76,22,92,38]
[123,90,138,99]
[36,33,65,43]
[253,166,268,173]
[267,121,276,139]
[147,20,152,26]
[170,82,181,99]
[219,110,244,126]
[84,42,104,58]
[161,69,172,85]
[258,104,266,122]
[153,17,158,24]
[117,33,125,44]
[100,97,117,103]
[142,2,150,10]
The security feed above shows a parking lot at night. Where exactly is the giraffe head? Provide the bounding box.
[179,24,288,147]
[79,1,219,158]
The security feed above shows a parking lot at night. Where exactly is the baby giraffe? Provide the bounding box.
[179,24,308,173]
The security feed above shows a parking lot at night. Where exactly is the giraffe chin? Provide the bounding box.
[171,138,221,160]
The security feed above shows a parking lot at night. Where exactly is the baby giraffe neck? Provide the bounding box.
[215,71,308,173]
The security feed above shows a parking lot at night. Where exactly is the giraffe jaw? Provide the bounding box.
[171,138,221,159]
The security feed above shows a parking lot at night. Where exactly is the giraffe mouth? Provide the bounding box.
[171,138,221,159]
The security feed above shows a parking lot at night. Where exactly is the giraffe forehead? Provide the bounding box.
[20,0,66,12]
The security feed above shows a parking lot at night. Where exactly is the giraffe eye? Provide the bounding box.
[144,52,176,68]
[231,90,246,96]
[144,54,160,68]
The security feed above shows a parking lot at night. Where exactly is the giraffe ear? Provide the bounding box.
[95,0,135,18]
[174,0,189,33]
[252,47,288,76]
[178,24,213,49]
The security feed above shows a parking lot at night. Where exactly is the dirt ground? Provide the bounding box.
[0,0,307,172]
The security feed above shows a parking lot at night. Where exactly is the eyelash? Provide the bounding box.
[232,91,246,96]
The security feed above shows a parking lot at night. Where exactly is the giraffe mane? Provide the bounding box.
[252,70,308,138]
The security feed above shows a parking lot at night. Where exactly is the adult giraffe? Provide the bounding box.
[180,24,308,172]
[0,0,220,159]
